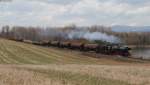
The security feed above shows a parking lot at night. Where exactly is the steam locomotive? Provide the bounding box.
[12,38,131,57]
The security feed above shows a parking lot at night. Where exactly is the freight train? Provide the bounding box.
[10,38,131,57]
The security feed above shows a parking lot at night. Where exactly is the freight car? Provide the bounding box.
[70,43,84,50]
[60,42,71,48]
[9,38,23,42]
[83,44,99,51]
[23,40,33,44]
[50,41,60,47]
[23,40,42,45]
[40,41,51,46]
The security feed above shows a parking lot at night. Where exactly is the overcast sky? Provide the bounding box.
[0,0,150,27]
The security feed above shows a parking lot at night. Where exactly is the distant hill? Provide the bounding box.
[112,25,150,32]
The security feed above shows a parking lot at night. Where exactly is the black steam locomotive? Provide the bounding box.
[12,38,131,57]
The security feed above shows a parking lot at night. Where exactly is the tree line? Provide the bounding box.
[0,25,150,46]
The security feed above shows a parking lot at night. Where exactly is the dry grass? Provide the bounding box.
[0,65,131,85]
[0,65,70,85]
[1,64,150,85]
[18,64,150,85]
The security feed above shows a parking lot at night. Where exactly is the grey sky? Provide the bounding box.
[0,0,150,27]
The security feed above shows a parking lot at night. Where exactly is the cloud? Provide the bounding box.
[113,0,150,5]
[24,0,80,5]
[67,0,150,26]
[0,0,69,26]
[0,0,150,27]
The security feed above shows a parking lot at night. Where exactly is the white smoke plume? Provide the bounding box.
[68,31,121,43]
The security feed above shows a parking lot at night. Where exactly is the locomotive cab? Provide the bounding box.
[119,46,131,56]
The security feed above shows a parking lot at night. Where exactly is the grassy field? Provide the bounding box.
[0,39,103,64]
[0,39,150,85]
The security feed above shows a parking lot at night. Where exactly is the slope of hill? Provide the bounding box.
[0,39,103,64]
[0,38,150,85]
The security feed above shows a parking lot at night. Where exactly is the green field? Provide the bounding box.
[0,39,150,85]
